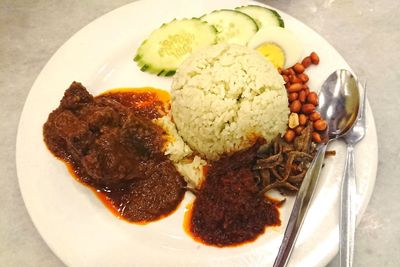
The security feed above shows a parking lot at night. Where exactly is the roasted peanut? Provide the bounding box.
[288,92,298,102]
[288,113,300,129]
[282,75,289,83]
[284,129,296,143]
[304,87,310,96]
[293,63,305,74]
[287,83,303,93]
[282,69,290,75]
[312,132,322,143]
[301,57,312,68]
[290,100,302,113]
[298,73,309,83]
[302,103,315,114]
[310,52,320,65]
[299,90,306,103]
[307,92,319,106]
[282,54,324,143]
[290,75,302,84]
[309,111,321,121]
[313,119,327,131]
[299,114,308,125]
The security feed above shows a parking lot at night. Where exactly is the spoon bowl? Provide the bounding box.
[318,69,360,139]
[273,69,360,267]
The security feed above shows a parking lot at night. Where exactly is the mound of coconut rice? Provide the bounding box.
[171,43,289,160]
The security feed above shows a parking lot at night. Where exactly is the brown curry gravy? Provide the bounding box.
[44,82,281,245]
[43,83,185,224]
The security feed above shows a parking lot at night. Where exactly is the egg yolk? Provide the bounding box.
[255,43,285,69]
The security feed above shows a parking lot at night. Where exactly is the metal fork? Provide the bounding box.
[339,80,367,267]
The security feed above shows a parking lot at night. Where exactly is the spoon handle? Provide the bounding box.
[273,144,327,267]
[339,144,357,267]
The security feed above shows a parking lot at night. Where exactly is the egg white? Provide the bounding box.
[248,26,303,68]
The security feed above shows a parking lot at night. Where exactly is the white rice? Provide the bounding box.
[171,43,289,160]
[155,115,192,162]
[155,115,207,187]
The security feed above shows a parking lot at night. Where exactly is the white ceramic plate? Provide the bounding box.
[16,0,378,266]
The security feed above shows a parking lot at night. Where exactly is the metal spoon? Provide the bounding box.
[273,69,360,267]
[340,80,366,267]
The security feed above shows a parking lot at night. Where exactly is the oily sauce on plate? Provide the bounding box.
[43,82,280,245]
[43,82,186,223]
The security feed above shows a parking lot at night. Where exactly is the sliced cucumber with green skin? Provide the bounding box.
[235,5,284,29]
[134,18,217,76]
[200,9,258,45]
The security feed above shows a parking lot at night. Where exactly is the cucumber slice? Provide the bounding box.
[235,5,284,29]
[134,18,217,76]
[200,9,258,45]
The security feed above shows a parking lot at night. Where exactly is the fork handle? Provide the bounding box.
[340,144,357,267]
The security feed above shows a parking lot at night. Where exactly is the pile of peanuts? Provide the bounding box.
[279,52,327,143]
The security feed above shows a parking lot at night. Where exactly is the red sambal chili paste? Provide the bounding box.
[186,140,281,247]
[43,82,280,245]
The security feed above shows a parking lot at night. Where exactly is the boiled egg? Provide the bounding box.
[248,26,303,69]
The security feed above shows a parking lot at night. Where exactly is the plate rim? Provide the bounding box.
[15,0,378,266]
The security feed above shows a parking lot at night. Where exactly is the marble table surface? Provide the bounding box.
[1,0,399,266]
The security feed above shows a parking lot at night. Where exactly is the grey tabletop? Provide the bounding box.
[1,0,399,266]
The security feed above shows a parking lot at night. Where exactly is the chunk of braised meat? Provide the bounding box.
[81,113,167,183]
[81,127,144,183]
[120,113,166,158]
[44,82,187,223]
[43,82,167,185]
[60,81,93,110]
[80,105,123,131]
[44,109,94,159]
